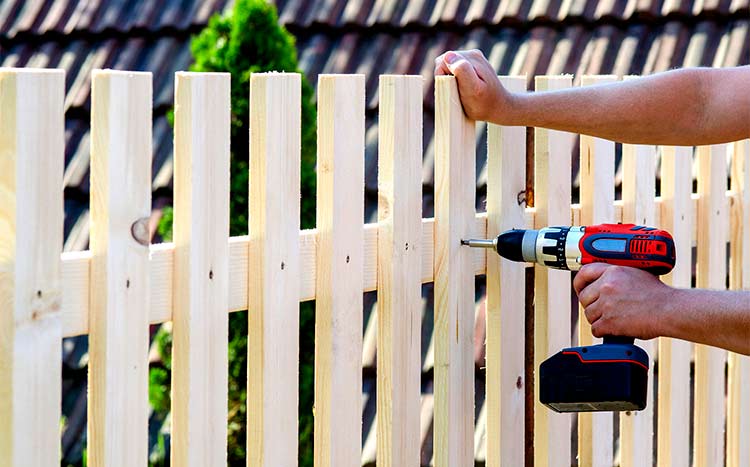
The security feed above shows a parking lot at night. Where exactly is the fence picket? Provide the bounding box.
[577,75,617,467]
[376,75,423,467]
[314,74,365,467]
[694,144,729,467]
[485,76,526,467]
[657,146,693,467]
[433,75,476,467]
[533,75,573,467]
[620,142,657,467]
[247,72,302,466]
[171,72,230,466]
[727,139,750,467]
[88,70,152,466]
[0,69,65,466]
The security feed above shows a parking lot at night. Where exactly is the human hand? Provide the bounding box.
[434,49,516,123]
[573,263,676,340]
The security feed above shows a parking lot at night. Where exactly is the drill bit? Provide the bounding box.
[460,238,496,248]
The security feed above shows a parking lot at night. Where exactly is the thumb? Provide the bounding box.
[444,52,481,93]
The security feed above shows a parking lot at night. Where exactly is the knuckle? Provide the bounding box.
[599,281,616,294]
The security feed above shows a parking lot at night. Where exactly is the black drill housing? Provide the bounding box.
[539,337,649,412]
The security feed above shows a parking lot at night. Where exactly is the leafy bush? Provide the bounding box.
[151,0,317,465]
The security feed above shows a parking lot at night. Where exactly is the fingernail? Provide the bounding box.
[444,52,458,65]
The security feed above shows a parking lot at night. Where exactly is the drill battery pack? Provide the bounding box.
[539,341,649,413]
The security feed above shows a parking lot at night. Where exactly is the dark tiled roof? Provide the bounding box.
[2,0,749,465]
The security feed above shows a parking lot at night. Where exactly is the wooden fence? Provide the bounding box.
[0,67,748,467]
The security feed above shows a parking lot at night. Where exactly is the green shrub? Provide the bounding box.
[151,0,317,465]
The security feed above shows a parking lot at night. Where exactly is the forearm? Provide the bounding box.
[661,289,750,355]
[498,68,749,145]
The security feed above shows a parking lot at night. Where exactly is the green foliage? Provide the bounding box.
[151,0,317,465]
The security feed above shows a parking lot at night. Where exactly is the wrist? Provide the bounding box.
[657,286,691,339]
[492,91,527,126]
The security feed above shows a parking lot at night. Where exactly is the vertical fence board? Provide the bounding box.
[533,75,573,467]
[171,72,230,466]
[314,74,365,467]
[485,76,526,467]
[0,69,64,467]
[694,144,728,467]
[247,72,302,466]
[620,142,656,467]
[577,75,616,467]
[657,146,693,467]
[88,70,152,466]
[433,75,476,467]
[376,75,423,467]
[727,139,750,467]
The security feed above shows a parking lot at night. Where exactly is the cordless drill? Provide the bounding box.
[463,223,676,412]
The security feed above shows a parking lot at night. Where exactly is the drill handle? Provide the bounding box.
[602,335,635,345]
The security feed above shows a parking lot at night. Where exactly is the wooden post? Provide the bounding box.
[88,70,152,467]
[247,72,302,466]
[619,141,657,467]
[727,139,750,467]
[376,75,423,467]
[171,72,230,466]
[577,75,616,467]
[433,75,476,467]
[314,74,365,467]
[657,146,693,467]
[533,75,573,467]
[694,144,728,467]
[0,68,65,466]
[485,76,526,467]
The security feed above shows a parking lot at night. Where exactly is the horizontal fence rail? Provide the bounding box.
[0,68,748,467]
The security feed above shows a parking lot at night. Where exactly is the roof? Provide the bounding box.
[2,0,749,465]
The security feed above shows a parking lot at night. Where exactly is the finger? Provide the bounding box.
[435,60,451,76]
[462,52,497,83]
[434,54,451,76]
[590,320,606,338]
[573,263,612,295]
[583,301,602,325]
[443,52,481,94]
[576,281,600,308]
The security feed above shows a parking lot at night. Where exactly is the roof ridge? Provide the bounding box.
[283,8,750,39]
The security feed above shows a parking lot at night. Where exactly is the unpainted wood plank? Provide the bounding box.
[247,72,302,467]
[88,70,152,467]
[314,74,365,467]
[727,139,750,467]
[577,75,616,467]
[59,194,741,338]
[485,76,526,467]
[170,72,230,467]
[433,75,476,467]
[376,75,423,467]
[0,68,65,467]
[533,75,573,467]
[657,146,693,467]
[694,144,729,467]
[619,142,657,467]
